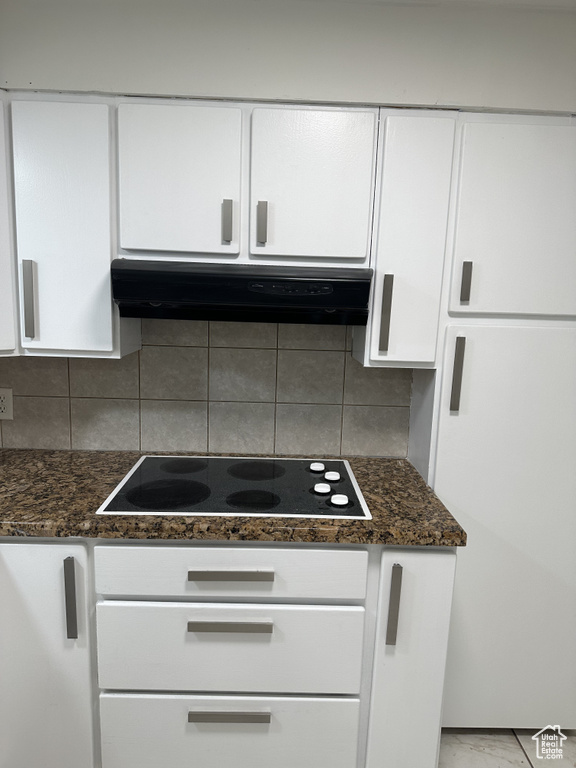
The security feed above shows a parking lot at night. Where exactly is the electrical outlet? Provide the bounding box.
[0,388,13,420]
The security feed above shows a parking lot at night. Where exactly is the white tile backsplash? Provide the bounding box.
[141,319,208,347]
[70,353,139,398]
[209,321,277,349]
[0,324,412,456]
[209,402,275,454]
[140,346,208,400]
[71,398,140,450]
[209,348,277,402]
[141,400,208,452]
[0,356,69,397]
[2,396,71,449]
[276,350,345,404]
[275,403,343,456]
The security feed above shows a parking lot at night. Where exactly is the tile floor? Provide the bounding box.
[439,729,576,767]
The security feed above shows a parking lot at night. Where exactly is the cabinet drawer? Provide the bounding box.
[97,602,364,694]
[101,693,359,768]
[94,546,368,600]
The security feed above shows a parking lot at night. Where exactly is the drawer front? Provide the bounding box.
[97,602,364,694]
[94,546,368,600]
[101,694,359,768]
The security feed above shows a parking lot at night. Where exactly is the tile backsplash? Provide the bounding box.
[0,321,412,457]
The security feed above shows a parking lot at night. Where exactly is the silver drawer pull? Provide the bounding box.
[63,557,78,640]
[221,199,233,244]
[385,563,403,646]
[450,336,466,412]
[188,711,271,724]
[256,200,268,245]
[187,621,274,634]
[22,259,36,339]
[188,569,275,582]
[460,261,473,303]
[378,274,394,352]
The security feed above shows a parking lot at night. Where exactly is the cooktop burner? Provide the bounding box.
[125,479,211,510]
[96,456,371,520]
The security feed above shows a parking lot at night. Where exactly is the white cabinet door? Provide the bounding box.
[434,326,576,727]
[101,694,359,768]
[354,112,455,366]
[0,99,17,355]
[366,549,456,768]
[0,543,94,768]
[12,100,114,353]
[250,107,376,261]
[449,116,576,317]
[118,103,242,254]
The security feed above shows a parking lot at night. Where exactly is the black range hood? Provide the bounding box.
[111,260,373,325]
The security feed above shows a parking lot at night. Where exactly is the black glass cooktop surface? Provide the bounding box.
[97,456,371,519]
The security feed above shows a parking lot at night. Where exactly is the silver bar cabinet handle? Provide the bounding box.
[378,274,394,352]
[188,711,271,724]
[256,200,268,245]
[460,261,473,303]
[450,336,467,412]
[187,620,274,634]
[385,563,403,646]
[63,557,78,640]
[221,199,233,244]
[188,570,275,582]
[22,259,36,339]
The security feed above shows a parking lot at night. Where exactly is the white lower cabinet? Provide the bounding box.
[366,549,456,768]
[0,540,457,768]
[0,543,94,768]
[100,694,360,768]
[94,543,456,768]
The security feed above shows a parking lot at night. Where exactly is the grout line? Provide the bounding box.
[206,326,211,452]
[137,349,142,451]
[339,350,347,457]
[273,327,279,455]
[513,730,536,768]
[66,358,72,449]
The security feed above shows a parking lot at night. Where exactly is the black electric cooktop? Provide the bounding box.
[96,456,371,520]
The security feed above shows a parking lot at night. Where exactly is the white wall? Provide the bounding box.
[1,0,576,112]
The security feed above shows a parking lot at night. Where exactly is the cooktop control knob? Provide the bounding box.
[325,471,341,482]
[310,462,325,472]
[314,483,331,495]
[331,494,349,507]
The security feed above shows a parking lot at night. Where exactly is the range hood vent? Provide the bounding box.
[111,260,373,326]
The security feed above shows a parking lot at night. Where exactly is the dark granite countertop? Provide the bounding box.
[0,450,466,546]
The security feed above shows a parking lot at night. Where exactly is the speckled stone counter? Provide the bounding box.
[0,450,466,546]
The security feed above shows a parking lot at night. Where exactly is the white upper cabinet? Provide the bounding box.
[249,107,377,261]
[118,103,242,254]
[353,111,455,366]
[12,100,134,355]
[449,115,576,317]
[0,99,17,355]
